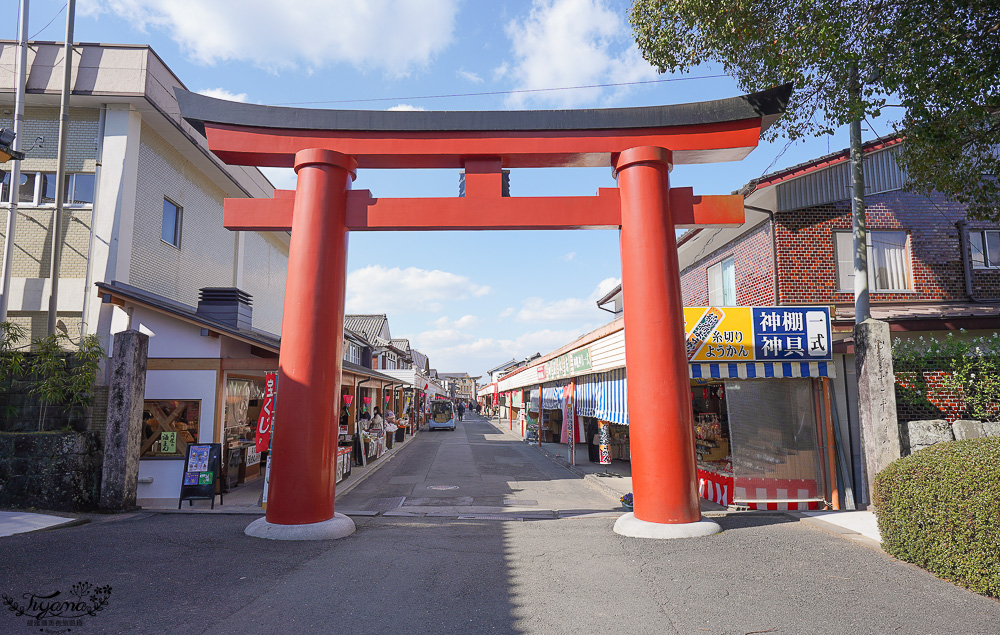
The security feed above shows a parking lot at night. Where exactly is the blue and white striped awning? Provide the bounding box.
[593,368,629,426]
[542,385,564,410]
[575,375,599,418]
[689,361,836,379]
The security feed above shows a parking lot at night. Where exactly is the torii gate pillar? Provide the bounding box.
[245,149,357,540]
[614,147,720,538]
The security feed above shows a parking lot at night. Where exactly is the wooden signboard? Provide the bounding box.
[178,443,223,509]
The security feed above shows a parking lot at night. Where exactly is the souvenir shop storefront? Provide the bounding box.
[340,363,415,476]
[683,306,840,511]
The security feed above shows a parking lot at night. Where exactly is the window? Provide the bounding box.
[161,198,182,247]
[141,399,202,458]
[708,257,736,306]
[0,172,94,205]
[969,230,1000,268]
[835,230,911,291]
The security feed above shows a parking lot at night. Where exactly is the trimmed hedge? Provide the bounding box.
[873,437,1000,598]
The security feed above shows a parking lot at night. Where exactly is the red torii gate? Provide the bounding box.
[178,85,791,540]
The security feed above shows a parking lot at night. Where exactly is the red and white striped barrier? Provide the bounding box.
[698,471,822,510]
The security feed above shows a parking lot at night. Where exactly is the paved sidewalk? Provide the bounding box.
[137,426,425,513]
[0,511,80,537]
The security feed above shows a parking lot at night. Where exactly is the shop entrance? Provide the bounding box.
[176,84,791,535]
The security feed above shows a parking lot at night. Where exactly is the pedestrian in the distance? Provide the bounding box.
[457,402,465,421]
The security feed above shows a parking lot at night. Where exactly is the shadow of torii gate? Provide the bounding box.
[177,84,791,540]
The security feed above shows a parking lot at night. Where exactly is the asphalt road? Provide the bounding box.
[2,414,999,634]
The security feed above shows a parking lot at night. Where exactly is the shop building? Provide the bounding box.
[673,136,1000,503]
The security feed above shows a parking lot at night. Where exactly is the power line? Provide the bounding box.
[29,3,67,40]
[271,74,729,106]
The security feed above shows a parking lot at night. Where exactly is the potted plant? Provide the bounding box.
[620,492,633,510]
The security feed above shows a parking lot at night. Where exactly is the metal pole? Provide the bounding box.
[0,0,29,322]
[48,0,76,336]
[850,63,870,325]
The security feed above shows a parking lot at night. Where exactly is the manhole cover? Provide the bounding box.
[428,485,459,490]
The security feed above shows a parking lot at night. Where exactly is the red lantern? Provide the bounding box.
[343,394,353,407]
[363,397,371,405]
[385,395,391,403]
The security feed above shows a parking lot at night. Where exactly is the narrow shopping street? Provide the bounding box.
[337,413,619,518]
[2,413,999,635]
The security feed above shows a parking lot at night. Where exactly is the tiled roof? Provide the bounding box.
[390,338,411,354]
[411,349,429,370]
[344,314,388,344]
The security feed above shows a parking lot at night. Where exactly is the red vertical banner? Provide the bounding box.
[256,372,277,452]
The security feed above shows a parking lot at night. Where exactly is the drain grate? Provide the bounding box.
[428,485,459,491]
[361,496,406,512]
[457,514,523,521]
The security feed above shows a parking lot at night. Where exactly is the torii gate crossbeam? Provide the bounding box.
[178,85,791,540]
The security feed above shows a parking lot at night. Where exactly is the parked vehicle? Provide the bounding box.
[428,402,457,431]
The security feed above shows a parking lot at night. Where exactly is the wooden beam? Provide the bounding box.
[147,358,223,371]
[221,358,280,371]
[223,187,744,232]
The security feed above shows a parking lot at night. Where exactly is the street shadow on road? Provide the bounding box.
[712,512,798,533]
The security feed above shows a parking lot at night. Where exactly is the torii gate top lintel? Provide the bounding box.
[176,84,791,170]
[177,84,791,233]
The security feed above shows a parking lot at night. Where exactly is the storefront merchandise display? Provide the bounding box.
[140,399,201,458]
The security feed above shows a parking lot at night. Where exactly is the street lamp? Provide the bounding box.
[0,129,25,162]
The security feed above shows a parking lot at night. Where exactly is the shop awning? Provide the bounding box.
[542,385,564,409]
[689,361,836,379]
[593,368,628,425]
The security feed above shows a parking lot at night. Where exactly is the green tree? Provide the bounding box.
[630,0,1000,220]
[0,321,28,425]
[28,332,105,431]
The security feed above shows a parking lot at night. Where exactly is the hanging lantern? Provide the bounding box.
[363,396,371,404]
[385,394,391,403]
[343,394,353,407]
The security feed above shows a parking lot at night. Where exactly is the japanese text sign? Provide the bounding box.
[255,373,276,453]
[683,307,831,362]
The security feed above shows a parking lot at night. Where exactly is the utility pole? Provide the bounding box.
[0,0,29,323]
[850,64,870,324]
[849,62,900,507]
[48,0,75,336]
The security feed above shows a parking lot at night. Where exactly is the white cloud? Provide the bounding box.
[346,265,490,313]
[498,307,515,319]
[493,62,509,81]
[387,104,427,111]
[515,277,619,323]
[197,88,248,102]
[457,69,484,83]
[419,326,599,376]
[503,0,657,108]
[561,251,576,261]
[259,167,297,191]
[83,0,459,75]
[430,314,480,329]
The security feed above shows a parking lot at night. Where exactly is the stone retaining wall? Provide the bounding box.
[899,419,1000,455]
[0,431,103,511]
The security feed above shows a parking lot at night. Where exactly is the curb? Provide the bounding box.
[785,510,884,552]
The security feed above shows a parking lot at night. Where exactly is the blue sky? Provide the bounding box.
[6,0,887,379]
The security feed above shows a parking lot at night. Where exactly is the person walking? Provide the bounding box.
[457,402,465,421]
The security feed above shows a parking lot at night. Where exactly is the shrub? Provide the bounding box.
[873,437,1000,598]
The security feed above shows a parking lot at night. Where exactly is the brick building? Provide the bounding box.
[675,138,1000,499]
